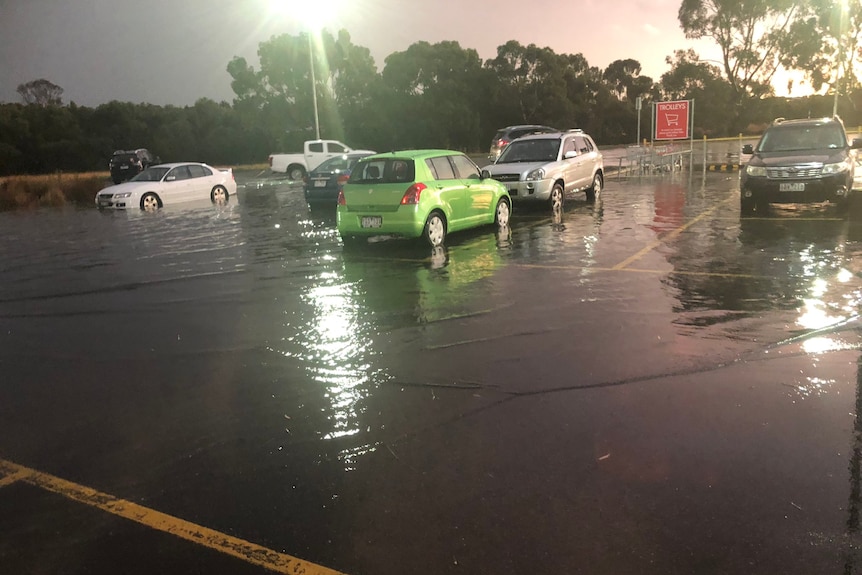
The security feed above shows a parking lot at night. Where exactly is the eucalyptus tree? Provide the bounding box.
[678,0,799,128]
[781,0,862,106]
[660,49,736,136]
[226,29,378,149]
[381,40,485,149]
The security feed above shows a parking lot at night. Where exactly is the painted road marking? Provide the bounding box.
[612,198,734,271]
[0,458,347,575]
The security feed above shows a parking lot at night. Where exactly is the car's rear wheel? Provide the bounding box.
[423,211,446,247]
[140,192,161,211]
[550,182,564,211]
[494,198,511,227]
[211,185,229,204]
[288,165,306,181]
[586,172,602,202]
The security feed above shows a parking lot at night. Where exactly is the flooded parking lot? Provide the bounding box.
[3,171,862,574]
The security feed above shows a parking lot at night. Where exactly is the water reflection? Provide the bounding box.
[248,191,511,470]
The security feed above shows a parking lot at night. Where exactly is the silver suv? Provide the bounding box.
[482,130,604,209]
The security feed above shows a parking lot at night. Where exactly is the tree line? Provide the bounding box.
[2,0,860,176]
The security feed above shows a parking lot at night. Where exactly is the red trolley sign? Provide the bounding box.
[655,100,690,140]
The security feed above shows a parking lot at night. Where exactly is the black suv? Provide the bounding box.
[109,148,160,184]
[740,117,862,214]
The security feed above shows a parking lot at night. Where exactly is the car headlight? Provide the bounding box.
[114,192,132,198]
[526,168,545,181]
[822,158,852,175]
[745,165,767,177]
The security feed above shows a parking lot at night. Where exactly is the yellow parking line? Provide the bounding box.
[612,198,733,270]
[0,458,347,575]
[0,467,32,488]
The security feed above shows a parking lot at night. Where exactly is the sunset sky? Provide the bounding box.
[0,0,813,107]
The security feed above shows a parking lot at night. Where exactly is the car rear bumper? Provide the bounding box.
[336,206,425,238]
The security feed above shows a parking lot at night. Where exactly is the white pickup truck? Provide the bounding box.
[268,140,374,180]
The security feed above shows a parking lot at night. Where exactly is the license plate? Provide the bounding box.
[120,165,128,170]
[361,216,382,228]
[313,180,327,187]
[779,183,804,192]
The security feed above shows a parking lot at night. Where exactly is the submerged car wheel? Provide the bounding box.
[423,211,446,247]
[211,185,229,204]
[140,192,160,211]
[495,198,511,227]
[586,172,602,202]
[288,165,306,182]
[550,183,564,211]
[740,194,755,216]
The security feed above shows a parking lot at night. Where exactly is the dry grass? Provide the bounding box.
[0,172,110,211]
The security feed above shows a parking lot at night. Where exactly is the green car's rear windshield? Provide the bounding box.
[757,125,847,152]
[348,159,415,184]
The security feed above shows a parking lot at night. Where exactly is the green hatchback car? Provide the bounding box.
[336,150,512,247]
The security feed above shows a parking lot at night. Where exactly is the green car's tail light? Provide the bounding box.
[400,182,427,205]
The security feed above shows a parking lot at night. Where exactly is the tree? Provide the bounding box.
[17,79,64,107]
[660,49,736,136]
[603,59,644,100]
[781,0,862,100]
[678,0,799,128]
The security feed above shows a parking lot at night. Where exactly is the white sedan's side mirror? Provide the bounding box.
[564,151,578,159]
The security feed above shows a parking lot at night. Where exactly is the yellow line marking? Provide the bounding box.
[0,467,32,488]
[612,198,734,270]
[0,458,348,575]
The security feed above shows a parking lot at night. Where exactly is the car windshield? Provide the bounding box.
[757,125,846,152]
[313,155,358,174]
[130,166,170,182]
[497,138,561,163]
[348,159,415,184]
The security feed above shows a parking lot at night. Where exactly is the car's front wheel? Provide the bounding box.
[740,194,755,216]
[211,185,229,204]
[549,182,564,211]
[494,198,511,227]
[423,211,447,247]
[140,192,161,211]
[586,172,603,202]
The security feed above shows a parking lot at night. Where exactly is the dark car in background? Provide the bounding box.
[740,117,862,215]
[489,124,558,161]
[109,148,160,184]
[303,151,376,205]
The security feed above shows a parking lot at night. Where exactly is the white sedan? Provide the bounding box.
[95,162,237,210]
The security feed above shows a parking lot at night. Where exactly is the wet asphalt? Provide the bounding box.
[2,169,862,574]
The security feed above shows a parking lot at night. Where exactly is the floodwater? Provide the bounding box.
[2,172,862,574]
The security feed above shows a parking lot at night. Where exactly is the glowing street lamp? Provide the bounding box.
[308,32,320,139]
[269,0,342,139]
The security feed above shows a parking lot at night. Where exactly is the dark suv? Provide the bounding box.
[740,117,862,214]
[109,148,160,184]
[489,124,558,161]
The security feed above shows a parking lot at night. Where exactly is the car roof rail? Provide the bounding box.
[565,128,584,133]
[772,117,785,124]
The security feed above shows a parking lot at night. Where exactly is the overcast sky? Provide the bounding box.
[1,0,767,108]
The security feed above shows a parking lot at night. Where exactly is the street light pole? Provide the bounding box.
[308,32,320,139]
[833,0,848,118]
